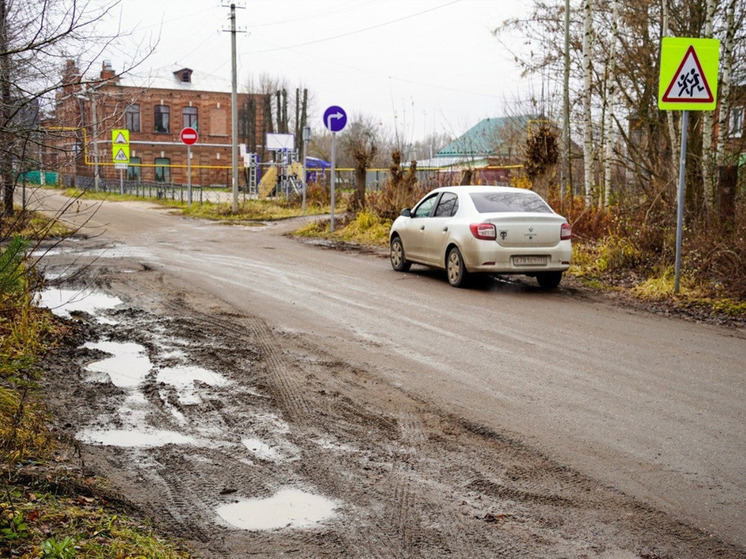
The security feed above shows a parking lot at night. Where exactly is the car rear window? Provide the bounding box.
[469,191,553,214]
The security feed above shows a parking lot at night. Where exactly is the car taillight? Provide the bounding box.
[561,222,572,240]
[470,223,497,240]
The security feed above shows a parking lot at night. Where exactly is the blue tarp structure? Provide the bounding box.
[306,157,330,183]
[306,157,330,169]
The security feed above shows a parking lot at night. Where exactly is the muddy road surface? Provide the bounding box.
[30,189,746,557]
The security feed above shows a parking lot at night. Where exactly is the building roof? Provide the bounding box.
[408,156,489,169]
[436,115,536,158]
[115,65,235,94]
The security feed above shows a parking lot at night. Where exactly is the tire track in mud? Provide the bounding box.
[163,300,312,423]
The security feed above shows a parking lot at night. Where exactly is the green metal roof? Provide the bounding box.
[436,115,535,158]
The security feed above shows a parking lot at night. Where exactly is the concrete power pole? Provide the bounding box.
[230,3,239,213]
[223,2,245,212]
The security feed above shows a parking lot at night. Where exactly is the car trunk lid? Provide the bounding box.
[483,214,566,248]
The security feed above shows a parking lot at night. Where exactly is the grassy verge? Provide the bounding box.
[1,209,190,558]
[60,186,336,222]
[293,209,391,247]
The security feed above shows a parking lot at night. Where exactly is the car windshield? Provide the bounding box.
[469,191,553,214]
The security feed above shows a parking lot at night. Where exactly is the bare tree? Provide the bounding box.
[0,0,158,220]
[341,115,380,214]
[496,0,745,221]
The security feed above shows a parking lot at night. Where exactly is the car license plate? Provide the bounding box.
[513,255,548,266]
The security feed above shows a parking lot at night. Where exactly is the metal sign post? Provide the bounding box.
[323,106,347,232]
[187,145,192,206]
[675,111,689,294]
[180,127,198,206]
[657,37,719,293]
[302,125,311,215]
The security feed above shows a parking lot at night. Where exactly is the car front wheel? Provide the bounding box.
[446,247,468,287]
[536,271,562,289]
[390,236,411,272]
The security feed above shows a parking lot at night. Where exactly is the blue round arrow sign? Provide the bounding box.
[323,105,347,133]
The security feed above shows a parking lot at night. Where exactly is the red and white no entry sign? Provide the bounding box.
[180,127,198,145]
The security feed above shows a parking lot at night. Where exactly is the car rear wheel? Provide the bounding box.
[536,271,562,289]
[446,247,468,287]
[390,236,411,272]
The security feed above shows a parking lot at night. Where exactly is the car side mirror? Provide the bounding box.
[401,208,411,217]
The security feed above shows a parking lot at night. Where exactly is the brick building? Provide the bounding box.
[49,60,272,187]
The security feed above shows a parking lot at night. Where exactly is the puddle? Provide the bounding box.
[31,248,64,258]
[83,341,151,388]
[76,428,198,448]
[216,488,338,531]
[157,365,230,405]
[38,288,122,324]
[242,438,283,462]
[88,245,154,259]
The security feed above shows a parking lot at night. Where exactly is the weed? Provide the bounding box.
[0,237,30,296]
[1,510,30,541]
[41,536,76,559]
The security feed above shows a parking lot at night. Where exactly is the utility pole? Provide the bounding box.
[91,91,100,191]
[230,3,239,212]
[223,2,245,213]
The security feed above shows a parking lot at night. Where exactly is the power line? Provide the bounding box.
[244,0,462,55]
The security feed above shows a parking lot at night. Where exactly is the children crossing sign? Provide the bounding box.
[658,37,719,111]
[111,129,130,168]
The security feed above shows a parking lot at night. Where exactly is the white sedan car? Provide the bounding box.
[389,185,572,288]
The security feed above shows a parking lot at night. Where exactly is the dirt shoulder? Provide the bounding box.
[37,233,745,559]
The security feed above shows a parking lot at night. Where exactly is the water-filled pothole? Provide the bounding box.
[217,488,338,531]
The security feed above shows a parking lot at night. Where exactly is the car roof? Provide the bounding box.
[432,185,535,195]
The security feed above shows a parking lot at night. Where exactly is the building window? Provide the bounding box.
[183,106,198,130]
[730,107,743,138]
[210,107,227,136]
[125,104,140,132]
[154,105,170,133]
[155,157,170,182]
[127,156,141,182]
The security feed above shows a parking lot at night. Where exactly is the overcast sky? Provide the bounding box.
[95,0,537,142]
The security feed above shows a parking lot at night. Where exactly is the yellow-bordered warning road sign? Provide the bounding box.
[658,37,720,111]
[111,129,130,164]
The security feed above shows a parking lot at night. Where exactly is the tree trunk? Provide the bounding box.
[459,168,473,185]
[717,165,737,233]
[582,0,593,204]
[716,0,737,167]
[353,166,366,212]
[603,0,618,208]
[0,0,14,218]
[700,0,717,215]
[662,1,680,188]
[561,0,571,203]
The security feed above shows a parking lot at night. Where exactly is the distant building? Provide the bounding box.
[48,60,272,187]
[413,115,540,186]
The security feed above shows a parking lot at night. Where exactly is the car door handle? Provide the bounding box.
[420,225,425,231]
[442,226,448,232]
